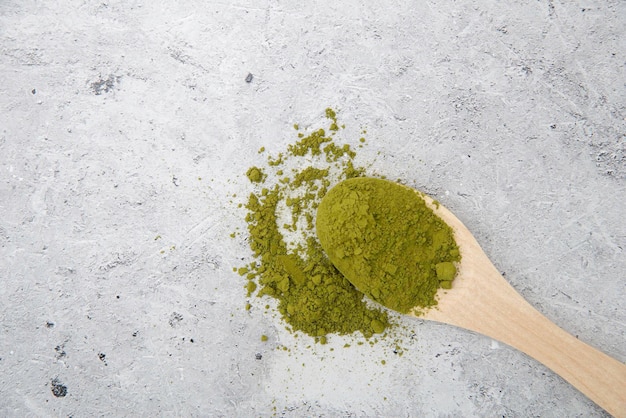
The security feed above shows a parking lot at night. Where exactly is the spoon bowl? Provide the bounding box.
[317,177,626,417]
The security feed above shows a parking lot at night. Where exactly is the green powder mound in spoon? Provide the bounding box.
[316,177,461,314]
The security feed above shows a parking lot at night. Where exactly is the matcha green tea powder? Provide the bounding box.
[239,109,390,341]
[316,177,461,314]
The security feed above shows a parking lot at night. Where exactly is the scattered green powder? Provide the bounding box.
[325,108,339,131]
[316,177,461,314]
[246,166,265,183]
[241,109,390,341]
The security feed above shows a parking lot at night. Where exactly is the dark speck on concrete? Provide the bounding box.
[255,353,262,360]
[98,352,108,366]
[245,73,253,83]
[31,89,36,94]
[55,344,67,359]
[46,321,55,328]
[50,378,68,397]
[169,312,183,327]
[91,74,121,95]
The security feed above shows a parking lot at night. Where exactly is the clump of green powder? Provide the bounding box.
[246,166,265,183]
[240,109,390,341]
[316,177,461,314]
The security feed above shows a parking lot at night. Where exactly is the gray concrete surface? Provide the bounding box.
[1,0,624,416]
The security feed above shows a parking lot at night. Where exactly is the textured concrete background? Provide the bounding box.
[1,0,624,416]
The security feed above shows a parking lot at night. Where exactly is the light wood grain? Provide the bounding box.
[417,195,626,418]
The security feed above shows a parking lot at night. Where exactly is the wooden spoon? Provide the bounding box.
[317,178,626,417]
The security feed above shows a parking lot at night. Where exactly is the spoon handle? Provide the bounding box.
[423,237,626,417]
